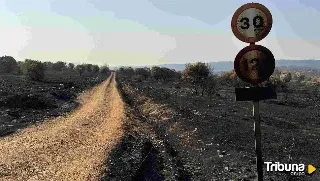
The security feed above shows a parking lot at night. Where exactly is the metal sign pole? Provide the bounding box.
[253,99,263,181]
[231,3,274,180]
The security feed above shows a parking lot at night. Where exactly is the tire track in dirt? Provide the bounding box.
[0,72,124,181]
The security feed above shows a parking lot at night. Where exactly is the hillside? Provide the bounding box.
[112,60,320,74]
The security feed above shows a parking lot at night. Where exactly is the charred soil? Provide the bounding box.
[108,75,320,181]
[0,72,110,137]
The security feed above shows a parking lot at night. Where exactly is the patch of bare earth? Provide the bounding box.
[0,73,124,181]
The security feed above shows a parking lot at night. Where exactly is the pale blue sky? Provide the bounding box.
[1,0,320,66]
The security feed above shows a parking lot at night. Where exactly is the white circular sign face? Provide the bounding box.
[231,3,273,43]
[236,8,268,39]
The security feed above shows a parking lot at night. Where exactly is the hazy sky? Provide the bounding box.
[1,0,320,66]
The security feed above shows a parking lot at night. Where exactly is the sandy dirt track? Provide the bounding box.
[0,73,124,181]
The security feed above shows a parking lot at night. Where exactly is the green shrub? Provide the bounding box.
[218,70,249,87]
[75,64,86,76]
[68,63,75,69]
[151,66,162,80]
[21,59,45,81]
[117,66,134,77]
[293,72,306,82]
[0,56,18,73]
[92,65,100,73]
[135,67,151,80]
[264,75,288,92]
[219,70,237,85]
[84,64,93,72]
[52,61,67,71]
[182,62,210,84]
[182,62,213,96]
[151,66,177,81]
[280,72,292,82]
[100,65,110,75]
[42,61,53,70]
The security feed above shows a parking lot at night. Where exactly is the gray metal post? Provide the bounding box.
[253,100,263,181]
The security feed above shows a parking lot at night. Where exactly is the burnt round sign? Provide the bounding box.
[231,3,273,43]
[234,45,275,85]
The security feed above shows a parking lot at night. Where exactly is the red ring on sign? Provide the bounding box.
[231,3,273,43]
[234,45,275,85]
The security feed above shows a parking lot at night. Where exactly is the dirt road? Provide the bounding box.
[0,73,124,181]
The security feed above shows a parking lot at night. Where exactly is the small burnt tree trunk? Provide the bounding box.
[201,86,205,96]
[194,85,198,95]
[200,79,206,97]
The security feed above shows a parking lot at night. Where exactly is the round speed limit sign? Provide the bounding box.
[234,45,275,85]
[231,3,273,43]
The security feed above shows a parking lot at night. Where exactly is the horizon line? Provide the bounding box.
[109,59,320,67]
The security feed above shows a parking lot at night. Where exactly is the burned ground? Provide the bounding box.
[0,72,110,137]
[0,71,319,180]
[104,75,320,180]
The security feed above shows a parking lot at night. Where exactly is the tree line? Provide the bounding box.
[117,62,217,97]
[117,61,320,98]
[0,55,110,81]
[2,55,318,96]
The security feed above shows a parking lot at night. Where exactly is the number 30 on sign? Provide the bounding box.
[231,3,273,43]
